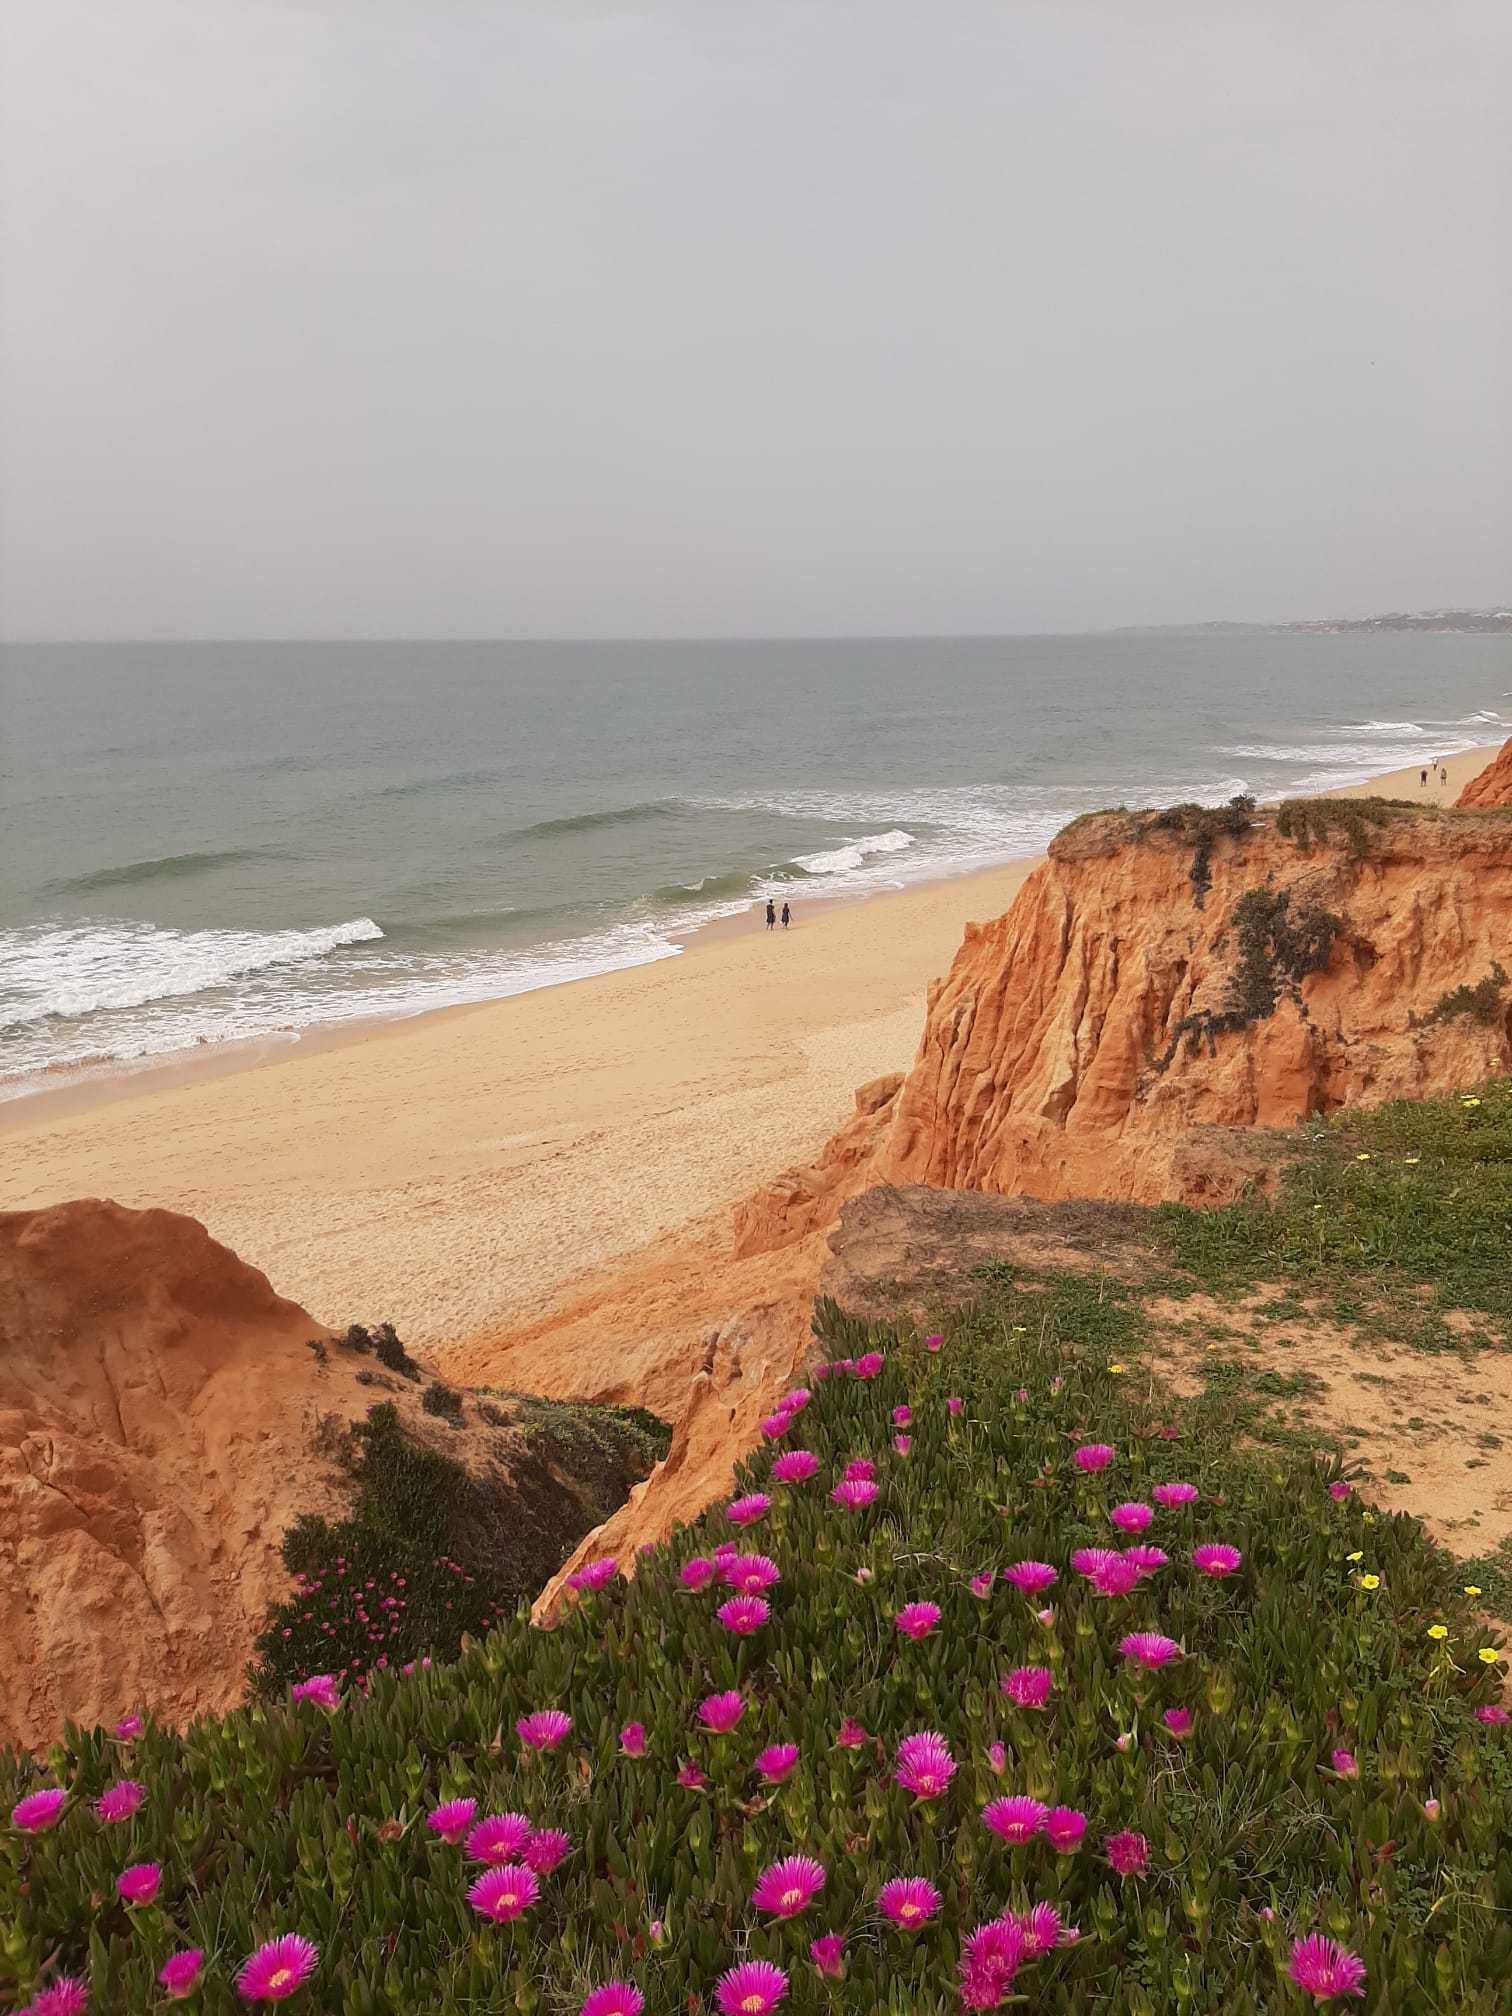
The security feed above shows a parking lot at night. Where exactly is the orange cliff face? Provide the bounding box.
[737,801,1512,1248]
[1457,737,1512,809]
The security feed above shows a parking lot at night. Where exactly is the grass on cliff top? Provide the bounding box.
[6,1297,1511,2015]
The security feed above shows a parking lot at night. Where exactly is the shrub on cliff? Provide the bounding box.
[5,1314,1509,2014]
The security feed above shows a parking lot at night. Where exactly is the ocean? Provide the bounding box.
[1,634,1507,1099]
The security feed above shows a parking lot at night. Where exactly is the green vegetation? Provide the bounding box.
[1273,797,1409,859]
[1145,795,1255,907]
[1153,887,1342,1071]
[1409,965,1509,1031]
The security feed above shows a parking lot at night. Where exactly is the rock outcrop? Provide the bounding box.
[738,802,1512,1246]
[1457,738,1512,809]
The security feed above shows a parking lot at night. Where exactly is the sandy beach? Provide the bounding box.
[0,743,1496,1351]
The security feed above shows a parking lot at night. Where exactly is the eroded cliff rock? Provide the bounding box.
[1457,738,1512,809]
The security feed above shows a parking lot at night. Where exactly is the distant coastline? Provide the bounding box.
[1115,601,1512,636]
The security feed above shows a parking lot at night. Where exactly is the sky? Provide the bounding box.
[0,0,1508,640]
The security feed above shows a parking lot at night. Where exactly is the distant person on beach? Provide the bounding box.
[765,898,776,930]
[1441,766,1448,786]
[1420,768,1428,787]
[781,901,791,929]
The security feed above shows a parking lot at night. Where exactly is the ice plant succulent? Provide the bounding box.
[1002,1560,1057,1595]
[1288,1935,1367,2001]
[1110,1501,1155,1534]
[566,1557,618,1594]
[524,1828,571,1874]
[982,1796,1048,1844]
[11,1788,67,1834]
[237,1934,320,2001]
[466,1813,533,1864]
[878,1877,943,1928]
[94,1779,146,1824]
[771,1449,819,1483]
[517,1710,572,1752]
[680,1556,716,1591]
[1000,1665,1053,1709]
[1105,1830,1150,1878]
[581,1986,644,2016]
[830,1477,879,1510]
[698,1689,745,1733]
[895,1601,941,1640]
[426,1797,477,1844]
[721,1553,780,1595]
[158,1952,204,2000]
[1046,1804,1087,1852]
[1073,1441,1115,1471]
[113,1714,144,1741]
[1154,1481,1200,1507]
[289,1674,340,1710]
[716,1594,770,1635]
[836,1716,868,1748]
[959,1918,1027,2010]
[751,1855,827,1917]
[619,1722,647,1757]
[117,1861,162,1907]
[726,1493,772,1527]
[29,1979,90,2016]
[1119,1631,1183,1670]
[714,1960,789,2016]
[467,1864,540,1923]
[809,1935,846,1979]
[1193,1543,1243,1578]
[895,1730,956,1799]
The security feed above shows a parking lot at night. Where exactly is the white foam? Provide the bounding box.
[790,829,916,876]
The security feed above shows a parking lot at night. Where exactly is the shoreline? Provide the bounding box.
[0,743,1497,1348]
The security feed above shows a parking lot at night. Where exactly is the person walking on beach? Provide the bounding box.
[765,898,776,930]
[1420,768,1428,788]
[1441,766,1448,786]
[781,901,791,929]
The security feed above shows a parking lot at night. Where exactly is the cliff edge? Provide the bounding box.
[1457,736,1512,809]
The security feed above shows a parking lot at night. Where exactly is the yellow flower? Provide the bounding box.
[1465,1584,1483,1597]
[1109,1363,1126,1374]
[1345,1551,1363,1563]
[1478,1647,1500,1665]
[1362,1513,1375,1525]
[1356,1152,1371,1161]
[1404,1155,1421,1166]
[1359,1574,1381,1590]
[1462,1096,1482,1107]
[1427,1624,1449,1640]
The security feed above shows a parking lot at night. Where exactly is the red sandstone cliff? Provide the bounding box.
[1457,738,1512,809]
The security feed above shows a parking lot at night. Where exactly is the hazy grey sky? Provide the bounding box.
[1,1,1508,639]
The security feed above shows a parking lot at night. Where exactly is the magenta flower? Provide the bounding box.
[878,1876,943,1927]
[466,1813,533,1864]
[895,1730,956,1799]
[289,1675,340,1710]
[946,1396,964,1417]
[113,1714,144,1741]
[843,1458,877,1482]
[1330,1748,1359,1779]
[727,1494,772,1527]
[855,1352,885,1379]
[809,1934,846,1979]
[755,1743,800,1783]
[892,1405,913,1426]
[1327,1480,1353,1503]
[780,1388,811,1414]
[982,1796,1048,1844]
[1105,1830,1150,1878]
[1476,1704,1510,1725]
[895,1601,941,1640]
[925,1332,943,1353]
[1073,1547,1140,1597]
[1289,1934,1367,2001]
[117,1861,162,1907]
[29,1980,90,2016]
[620,1722,648,1757]
[676,1762,707,1789]
[1046,1805,1087,1852]
[717,1594,770,1635]
[753,1854,827,1918]
[760,1412,793,1441]
[1154,1481,1199,1508]
[523,1827,571,1874]
[698,1690,745,1734]
[968,1569,993,1597]
[1122,1543,1169,1578]
[721,1553,781,1595]
[1002,1560,1058,1596]
[517,1710,572,1752]
[1192,1543,1243,1577]
[581,1985,644,2016]
[715,1961,788,2016]
[94,1779,146,1824]
[159,1951,204,1999]
[831,1478,879,1510]
[1110,1501,1154,1534]
[567,1557,618,1593]
[236,1934,320,2001]
[959,1919,1026,2010]
[1000,1665,1053,1709]
[1118,1632,1183,1670]
[894,1434,913,1457]
[1163,1708,1195,1739]
[771,1450,819,1484]
[987,1741,1008,1775]
[836,1717,868,1748]
[467,1864,540,1923]
[11,1788,67,1834]
[1073,1442,1115,1472]
[680,1557,716,1590]
[426,1798,477,1844]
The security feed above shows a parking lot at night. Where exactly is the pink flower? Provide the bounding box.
[1192,1542,1242,1577]
[289,1675,340,1710]
[620,1722,647,1757]
[771,1450,819,1484]
[721,1554,780,1595]
[727,1494,772,1527]
[1046,1805,1087,1852]
[567,1557,618,1593]
[681,1557,716,1591]
[760,1413,793,1441]
[467,1864,540,1922]
[1000,1665,1053,1709]
[1327,1480,1353,1503]
[466,1813,533,1865]
[855,1352,885,1380]
[780,1388,811,1414]
[1423,1797,1441,1820]
[1110,1502,1154,1534]
[830,1478,879,1510]
[987,1741,1008,1775]
[581,1985,644,2016]
[426,1798,477,1844]
[1118,1632,1183,1670]
[113,1714,144,1741]
[158,1951,204,1999]
[1122,1544,1169,1578]
[675,1762,707,1789]
[1475,1704,1510,1725]
[237,1934,320,2001]
[893,1435,913,1457]
[895,1602,941,1640]
[517,1710,572,1752]
[968,1569,993,1597]
[894,1730,956,1799]
[809,1934,846,1979]
[843,1458,877,1482]
[925,1333,943,1353]
[715,1961,788,2016]
[698,1690,745,1734]
[982,1796,1048,1844]
[1073,1442,1115,1472]
[523,1827,571,1874]
[946,1396,964,1417]
[892,1405,913,1426]
[1002,1560,1057,1596]
[959,1919,1026,2009]
[1105,1830,1150,1878]
[1289,1934,1367,2001]
[94,1780,146,1824]
[753,1743,799,1784]
[752,1855,827,1918]
[29,1980,90,2016]
[1163,1708,1195,1739]
[836,1717,868,1748]
[11,1788,67,1834]
[878,1876,942,1928]
[1330,1748,1359,1779]
[1073,1548,1140,1597]
[1154,1481,1199,1508]
[717,1595,770,1635]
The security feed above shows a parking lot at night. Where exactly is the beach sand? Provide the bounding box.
[1,742,1497,1350]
